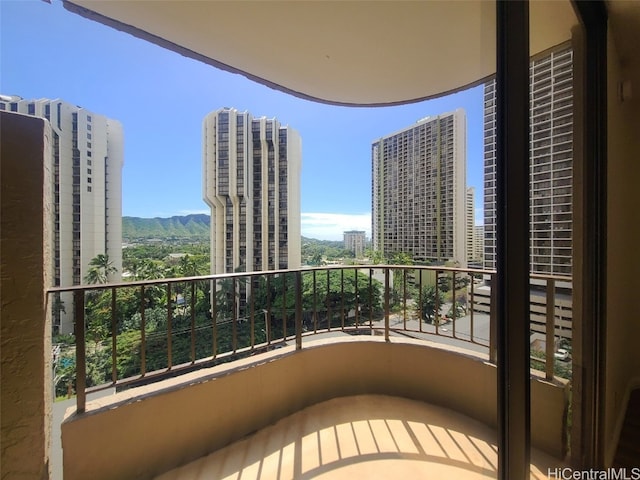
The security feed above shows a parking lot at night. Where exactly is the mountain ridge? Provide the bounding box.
[123,214,345,248]
[122,214,210,239]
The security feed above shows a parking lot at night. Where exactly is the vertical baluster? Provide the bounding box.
[212,279,218,358]
[545,278,556,380]
[282,274,287,340]
[74,289,86,413]
[232,277,237,353]
[435,271,440,336]
[190,281,196,364]
[313,270,318,333]
[140,285,146,376]
[295,271,302,350]
[340,269,345,330]
[452,271,457,338]
[384,268,390,341]
[167,283,172,369]
[470,272,475,344]
[111,286,117,385]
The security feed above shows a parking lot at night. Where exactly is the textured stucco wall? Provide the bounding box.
[1,111,52,480]
[62,338,568,480]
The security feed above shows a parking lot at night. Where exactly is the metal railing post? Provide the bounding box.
[340,269,345,330]
[354,269,359,328]
[326,270,331,331]
[111,287,117,385]
[403,269,407,329]
[166,283,172,369]
[313,270,318,333]
[212,279,218,356]
[545,278,556,380]
[452,271,457,338]
[470,273,475,343]
[435,270,440,335]
[418,270,423,332]
[190,281,196,363]
[384,268,390,341]
[295,271,302,350]
[74,289,86,413]
[490,274,498,363]
[250,279,255,349]
[266,276,271,345]
[232,277,238,352]
[281,275,287,340]
[140,285,146,376]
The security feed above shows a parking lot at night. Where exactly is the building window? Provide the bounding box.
[87,186,92,192]
[87,133,92,139]
[87,151,92,157]
[28,103,35,115]
[87,115,92,122]
[10,103,17,112]
[87,169,91,174]
[87,124,92,131]
[87,177,92,183]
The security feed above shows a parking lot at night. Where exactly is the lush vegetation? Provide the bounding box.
[54,244,387,398]
[301,236,356,265]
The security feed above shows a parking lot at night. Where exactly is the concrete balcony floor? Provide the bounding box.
[155,395,563,480]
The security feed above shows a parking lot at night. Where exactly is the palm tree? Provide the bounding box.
[84,254,117,284]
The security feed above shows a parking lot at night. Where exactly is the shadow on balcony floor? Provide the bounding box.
[155,394,563,480]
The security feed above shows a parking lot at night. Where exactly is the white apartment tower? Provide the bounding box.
[344,230,367,258]
[372,109,467,265]
[473,225,484,264]
[484,45,573,275]
[0,95,124,334]
[203,107,301,275]
[466,187,476,264]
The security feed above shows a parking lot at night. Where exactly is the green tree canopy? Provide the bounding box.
[84,254,117,284]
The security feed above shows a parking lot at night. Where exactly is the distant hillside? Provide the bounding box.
[123,214,210,240]
[301,236,344,249]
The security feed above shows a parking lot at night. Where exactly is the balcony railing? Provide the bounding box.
[47,265,572,414]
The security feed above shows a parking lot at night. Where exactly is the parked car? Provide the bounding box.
[554,348,570,361]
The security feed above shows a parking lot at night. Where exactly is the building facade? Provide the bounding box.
[203,107,301,275]
[472,225,484,265]
[372,109,466,265]
[466,187,476,264]
[484,45,573,275]
[343,230,366,258]
[0,95,123,334]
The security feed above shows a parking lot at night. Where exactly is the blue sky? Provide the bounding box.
[2,0,484,241]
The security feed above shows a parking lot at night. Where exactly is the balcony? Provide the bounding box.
[53,265,571,480]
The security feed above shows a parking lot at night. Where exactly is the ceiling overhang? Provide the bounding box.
[63,1,578,106]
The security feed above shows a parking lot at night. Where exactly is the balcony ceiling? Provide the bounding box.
[63,1,578,106]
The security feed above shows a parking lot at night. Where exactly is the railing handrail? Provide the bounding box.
[47,264,569,295]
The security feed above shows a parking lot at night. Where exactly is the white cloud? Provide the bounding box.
[301,212,371,241]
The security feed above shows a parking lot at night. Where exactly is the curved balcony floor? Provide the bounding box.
[156,394,563,480]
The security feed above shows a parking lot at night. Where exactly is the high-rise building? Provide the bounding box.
[466,187,476,264]
[203,107,301,275]
[372,109,466,265]
[0,95,124,334]
[343,230,366,258]
[484,44,573,275]
[472,225,484,265]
